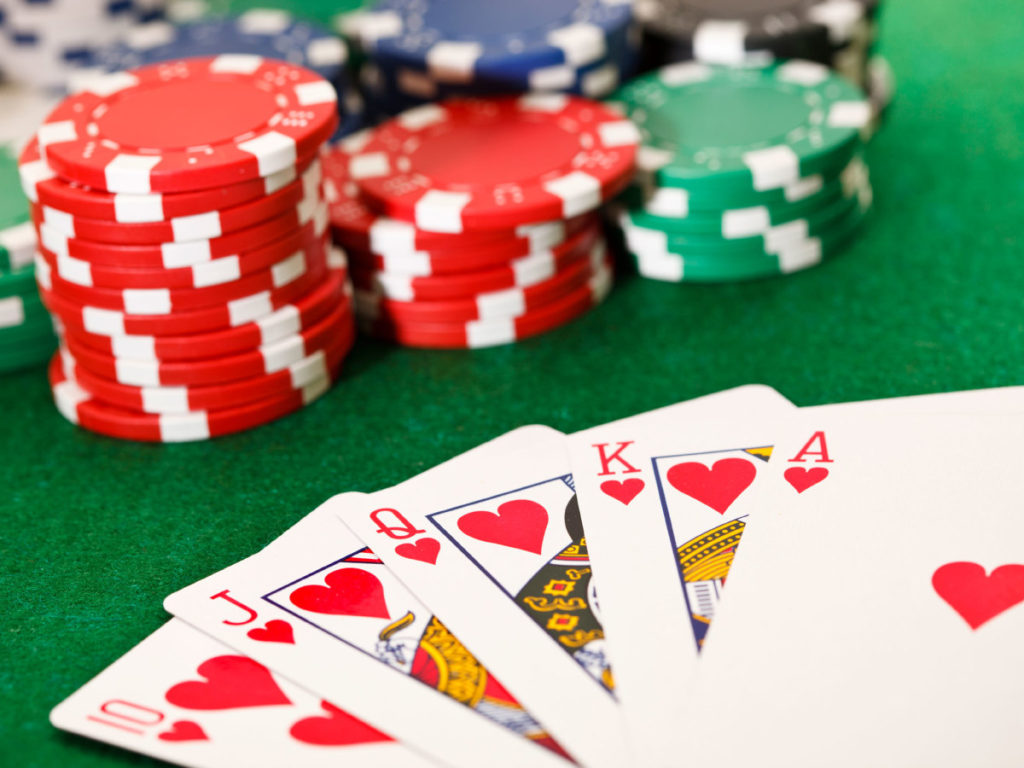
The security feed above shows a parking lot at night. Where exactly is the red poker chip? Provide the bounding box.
[58,268,349,362]
[350,226,600,302]
[34,199,325,268]
[357,241,605,325]
[39,251,337,336]
[350,96,639,233]
[58,324,353,414]
[63,295,353,387]
[35,161,322,246]
[348,213,598,277]
[38,214,330,290]
[50,354,333,443]
[36,241,326,314]
[19,136,319,224]
[324,141,592,256]
[359,261,613,349]
[37,56,339,194]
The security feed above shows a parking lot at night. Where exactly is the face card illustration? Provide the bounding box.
[164,495,570,768]
[50,619,429,768]
[339,426,632,768]
[566,385,795,766]
[677,410,1024,768]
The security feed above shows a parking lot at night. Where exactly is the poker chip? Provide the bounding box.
[0,290,57,373]
[632,0,887,122]
[37,239,328,314]
[349,0,637,115]
[35,200,326,270]
[626,179,873,283]
[324,142,595,258]
[20,137,319,225]
[34,161,323,246]
[351,226,601,302]
[38,213,331,291]
[62,295,352,387]
[66,10,364,140]
[29,55,353,439]
[613,61,871,195]
[359,258,613,349]
[609,60,875,283]
[357,239,607,324]
[350,95,639,232]
[38,56,338,195]
[50,351,334,442]
[57,322,353,413]
[60,267,347,361]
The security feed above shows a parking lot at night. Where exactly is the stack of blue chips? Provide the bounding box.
[347,0,639,117]
[67,9,366,139]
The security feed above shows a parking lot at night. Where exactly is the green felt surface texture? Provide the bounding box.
[0,1,1018,764]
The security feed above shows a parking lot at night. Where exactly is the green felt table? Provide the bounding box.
[2,1,1020,764]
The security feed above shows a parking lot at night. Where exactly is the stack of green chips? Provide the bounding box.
[608,60,876,283]
[0,143,55,373]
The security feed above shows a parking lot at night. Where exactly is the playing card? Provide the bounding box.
[49,619,430,768]
[679,409,1024,767]
[163,495,570,768]
[565,384,795,764]
[338,426,631,768]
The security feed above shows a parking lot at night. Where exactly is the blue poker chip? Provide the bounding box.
[352,0,634,86]
[73,10,348,85]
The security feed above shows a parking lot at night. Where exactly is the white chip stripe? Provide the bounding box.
[0,296,26,328]
[160,413,211,442]
[475,288,527,320]
[512,251,557,286]
[82,306,126,336]
[192,256,241,288]
[105,155,162,195]
[722,207,770,239]
[123,289,172,316]
[466,317,515,348]
[544,172,602,219]
[18,157,54,203]
[171,211,222,241]
[228,292,275,326]
[414,190,471,233]
[114,357,161,386]
[142,386,190,414]
[54,378,89,425]
[270,252,308,287]
[114,192,165,223]
[693,21,749,65]
[547,22,606,67]
[743,145,800,191]
[109,334,156,359]
[426,42,482,83]
[238,132,298,178]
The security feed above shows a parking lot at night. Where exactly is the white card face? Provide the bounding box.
[680,410,1024,768]
[49,619,428,768]
[338,426,632,768]
[565,385,795,765]
[163,496,570,768]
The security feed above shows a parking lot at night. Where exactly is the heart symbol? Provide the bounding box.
[246,619,294,645]
[667,458,756,514]
[783,466,829,494]
[158,720,208,742]
[457,499,548,554]
[290,701,393,746]
[932,561,1024,629]
[165,656,291,710]
[395,538,440,564]
[600,478,645,506]
[289,568,390,619]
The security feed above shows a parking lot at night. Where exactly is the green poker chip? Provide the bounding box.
[627,190,871,283]
[0,143,35,275]
[0,265,38,300]
[620,180,871,258]
[609,60,871,197]
[0,335,55,373]
[168,0,369,28]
